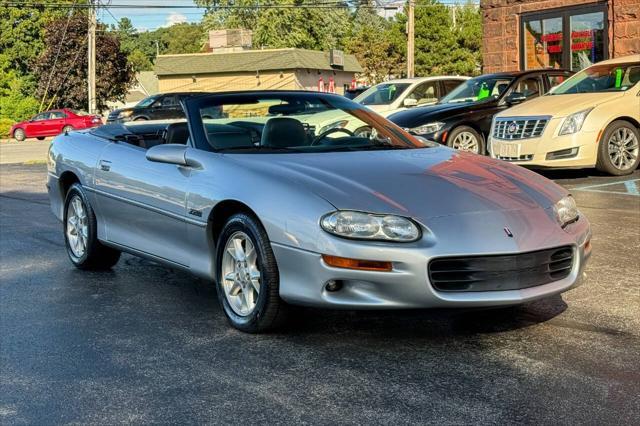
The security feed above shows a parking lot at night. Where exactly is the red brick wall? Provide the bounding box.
[481,0,640,73]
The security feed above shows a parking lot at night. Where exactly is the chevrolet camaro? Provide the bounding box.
[47,91,592,333]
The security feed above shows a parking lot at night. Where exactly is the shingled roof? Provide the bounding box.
[155,48,362,76]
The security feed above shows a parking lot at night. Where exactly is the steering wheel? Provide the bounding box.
[311,127,355,146]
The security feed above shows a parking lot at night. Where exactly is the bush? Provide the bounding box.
[0,117,15,138]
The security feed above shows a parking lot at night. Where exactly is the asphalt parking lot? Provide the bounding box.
[1,144,639,424]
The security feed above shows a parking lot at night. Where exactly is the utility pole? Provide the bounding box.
[407,0,415,78]
[88,0,96,114]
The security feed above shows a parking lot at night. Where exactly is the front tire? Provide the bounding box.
[215,213,286,333]
[447,126,485,155]
[13,128,25,142]
[596,120,640,175]
[63,183,121,270]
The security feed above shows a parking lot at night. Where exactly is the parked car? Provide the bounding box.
[48,91,591,333]
[353,76,470,116]
[11,109,102,141]
[344,86,369,100]
[489,55,640,176]
[388,69,574,155]
[107,92,206,123]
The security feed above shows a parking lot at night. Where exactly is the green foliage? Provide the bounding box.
[34,13,133,111]
[389,0,482,77]
[199,0,351,50]
[0,117,15,138]
[128,49,153,72]
[344,3,403,84]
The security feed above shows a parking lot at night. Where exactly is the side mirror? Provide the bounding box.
[505,92,527,105]
[146,144,189,166]
[403,98,418,107]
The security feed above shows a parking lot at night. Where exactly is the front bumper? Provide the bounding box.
[272,213,591,309]
[489,124,599,168]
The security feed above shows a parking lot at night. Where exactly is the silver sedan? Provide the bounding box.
[47,91,591,332]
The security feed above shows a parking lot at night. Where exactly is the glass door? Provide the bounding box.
[570,12,606,70]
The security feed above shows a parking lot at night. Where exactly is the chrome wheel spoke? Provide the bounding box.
[66,195,88,258]
[221,231,261,316]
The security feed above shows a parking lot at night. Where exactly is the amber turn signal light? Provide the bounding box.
[322,255,393,272]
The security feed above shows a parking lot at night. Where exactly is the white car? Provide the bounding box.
[353,76,470,116]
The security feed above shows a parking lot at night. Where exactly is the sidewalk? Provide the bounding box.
[0,139,52,164]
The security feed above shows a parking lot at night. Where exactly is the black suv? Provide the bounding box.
[107,92,207,123]
[388,69,573,155]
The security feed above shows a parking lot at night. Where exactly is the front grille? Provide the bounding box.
[428,246,574,292]
[496,154,533,162]
[493,117,549,140]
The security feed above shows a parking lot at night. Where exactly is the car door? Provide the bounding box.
[47,111,67,135]
[93,136,192,267]
[404,81,440,108]
[26,113,50,137]
[151,95,182,120]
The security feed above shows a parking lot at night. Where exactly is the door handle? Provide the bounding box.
[99,160,111,172]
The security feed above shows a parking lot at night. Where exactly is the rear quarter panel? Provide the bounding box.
[48,131,112,222]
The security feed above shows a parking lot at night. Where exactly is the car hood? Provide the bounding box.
[230,147,566,222]
[498,92,625,119]
[388,101,492,127]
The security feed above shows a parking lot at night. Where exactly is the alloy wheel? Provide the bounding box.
[66,195,88,258]
[607,127,639,171]
[221,231,261,316]
[451,131,479,153]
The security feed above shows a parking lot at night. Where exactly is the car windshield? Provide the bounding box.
[354,83,411,105]
[136,95,160,107]
[439,76,514,104]
[192,93,431,153]
[549,62,640,94]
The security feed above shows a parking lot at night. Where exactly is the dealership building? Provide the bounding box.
[481,0,639,73]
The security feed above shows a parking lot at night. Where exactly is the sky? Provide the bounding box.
[99,0,206,31]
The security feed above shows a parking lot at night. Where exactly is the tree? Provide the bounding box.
[199,0,351,50]
[387,0,482,78]
[344,2,403,83]
[0,3,71,122]
[34,13,133,111]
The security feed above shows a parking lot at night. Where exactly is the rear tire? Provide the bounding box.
[447,125,485,155]
[37,137,45,140]
[62,125,73,134]
[63,183,121,270]
[215,213,287,333]
[596,120,640,176]
[133,117,147,121]
[13,128,25,142]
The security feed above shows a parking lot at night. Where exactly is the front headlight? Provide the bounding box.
[408,122,445,135]
[554,195,579,227]
[320,211,421,242]
[558,108,593,135]
[318,120,348,135]
[117,110,134,119]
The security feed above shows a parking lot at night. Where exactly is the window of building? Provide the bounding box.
[521,4,607,72]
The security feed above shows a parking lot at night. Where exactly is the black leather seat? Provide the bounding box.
[260,117,307,148]
[162,122,190,145]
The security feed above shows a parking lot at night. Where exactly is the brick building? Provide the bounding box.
[481,0,640,73]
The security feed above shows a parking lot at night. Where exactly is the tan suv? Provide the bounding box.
[489,55,640,175]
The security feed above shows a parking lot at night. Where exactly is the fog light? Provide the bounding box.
[325,280,343,292]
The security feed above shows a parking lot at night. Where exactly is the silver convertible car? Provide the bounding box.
[47,91,592,332]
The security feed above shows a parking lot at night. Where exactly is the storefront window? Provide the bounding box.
[524,18,563,69]
[570,12,606,70]
[521,5,607,72]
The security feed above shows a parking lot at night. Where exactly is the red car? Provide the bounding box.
[10,109,102,141]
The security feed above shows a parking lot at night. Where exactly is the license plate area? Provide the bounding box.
[498,143,520,158]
